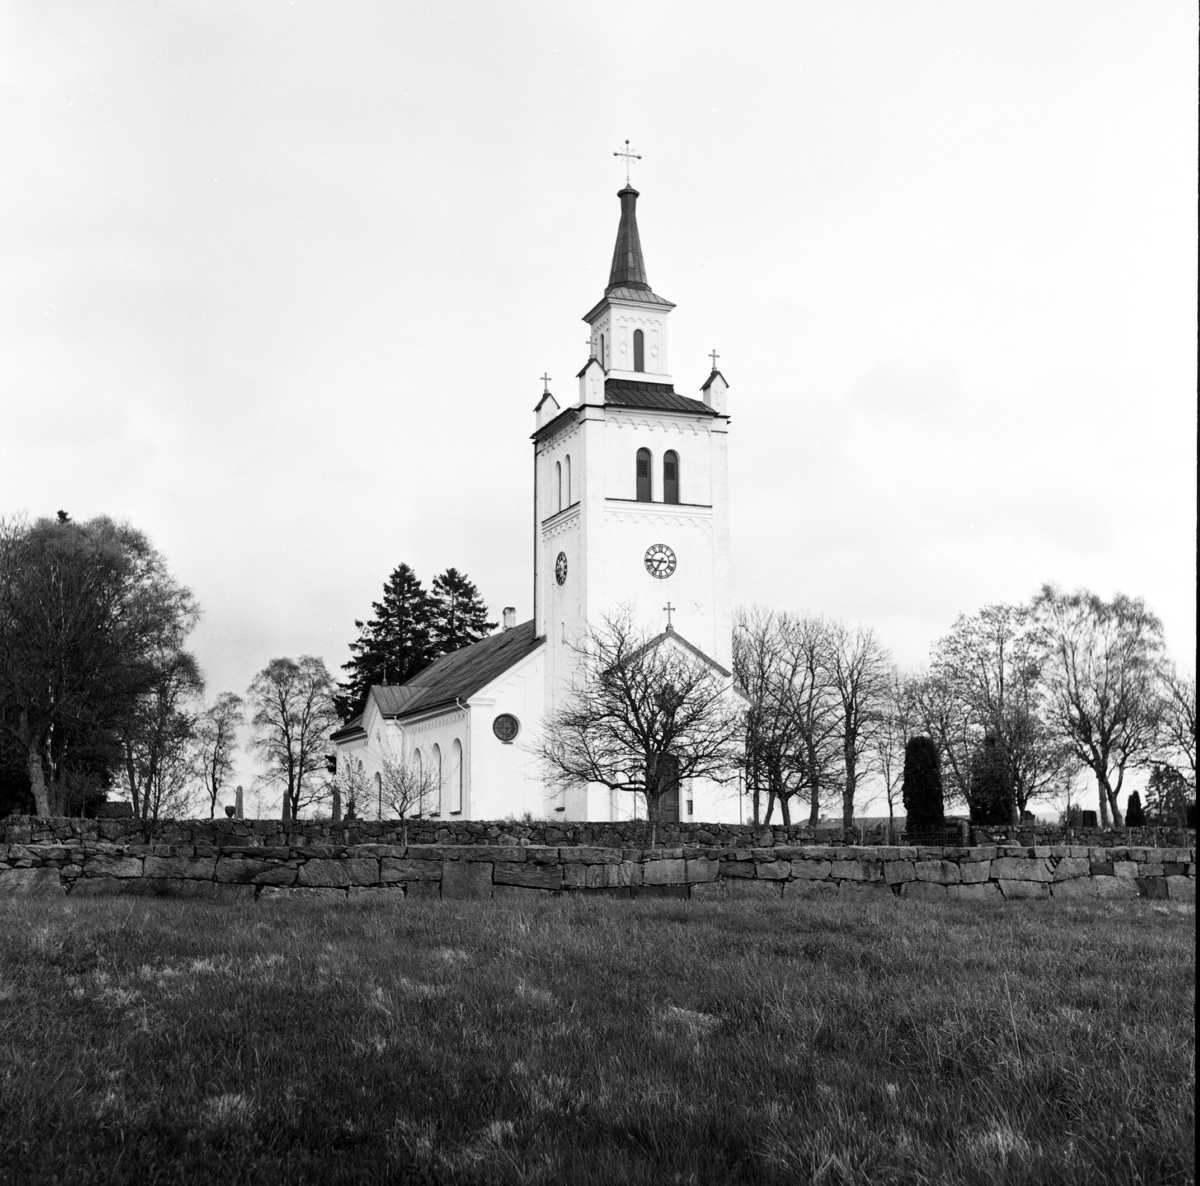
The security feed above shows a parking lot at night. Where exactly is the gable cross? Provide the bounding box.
[709,349,720,371]
[663,602,675,629]
[540,373,552,393]
[613,139,641,185]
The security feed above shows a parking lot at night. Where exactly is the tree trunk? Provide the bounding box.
[26,743,52,817]
[764,790,776,825]
[779,794,791,826]
[808,776,820,827]
[842,756,856,832]
[1104,782,1124,828]
[1096,775,1111,827]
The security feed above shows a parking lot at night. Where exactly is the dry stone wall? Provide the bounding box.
[1,836,1194,904]
[2,816,1194,852]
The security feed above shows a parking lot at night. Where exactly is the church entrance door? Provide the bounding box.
[657,755,681,823]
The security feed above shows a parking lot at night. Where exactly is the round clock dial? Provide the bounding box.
[644,543,677,579]
[555,551,568,585]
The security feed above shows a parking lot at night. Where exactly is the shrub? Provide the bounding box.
[1125,791,1145,828]
[968,735,1013,824]
[902,736,944,832]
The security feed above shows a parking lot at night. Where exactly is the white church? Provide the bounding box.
[331,181,744,824]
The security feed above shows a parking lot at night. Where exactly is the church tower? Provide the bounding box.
[532,184,733,817]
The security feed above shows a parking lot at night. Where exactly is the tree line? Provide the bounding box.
[0,515,494,821]
[1,513,1193,827]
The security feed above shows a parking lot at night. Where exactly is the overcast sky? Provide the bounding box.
[3,2,1195,802]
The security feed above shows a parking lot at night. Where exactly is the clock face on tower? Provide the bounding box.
[555,552,568,585]
[644,543,676,579]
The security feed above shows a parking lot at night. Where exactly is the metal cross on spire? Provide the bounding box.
[709,349,720,371]
[613,139,641,186]
[663,602,675,629]
[540,373,552,393]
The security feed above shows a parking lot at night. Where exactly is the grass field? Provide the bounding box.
[0,893,1193,1185]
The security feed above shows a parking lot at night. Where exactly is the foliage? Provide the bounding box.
[540,611,744,838]
[871,672,918,833]
[1032,585,1165,828]
[1,895,1193,1184]
[1144,763,1193,828]
[195,693,244,819]
[1155,663,1196,791]
[967,734,1013,824]
[247,657,339,820]
[0,514,199,816]
[1125,790,1145,827]
[116,650,204,826]
[430,567,496,656]
[901,735,944,831]
[335,564,495,721]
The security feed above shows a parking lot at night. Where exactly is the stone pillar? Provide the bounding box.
[234,786,244,820]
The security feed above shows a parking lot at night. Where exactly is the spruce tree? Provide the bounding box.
[335,564,435,720]
[968,734,1015,824]
[430,568,496,655]
[901,735,945,834]
[1125,790,1145,827]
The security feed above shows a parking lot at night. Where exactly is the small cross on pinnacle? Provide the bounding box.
[709,349,720,371]
[613,139,641,186]
[663,602,675,629]
[540,373,552,393]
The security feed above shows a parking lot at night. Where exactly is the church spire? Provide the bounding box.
[607,186,650,294]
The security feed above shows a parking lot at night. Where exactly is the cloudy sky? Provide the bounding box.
[3,2,1195,799]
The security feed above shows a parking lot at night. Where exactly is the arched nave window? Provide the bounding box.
[450,739,464,814]
[663,450,680,504]
[565,455,572,506]
[636,448,652,502]
[555,461,562,512]
[633,329,644,372]
[431,743,443,815]
[373,771,382,820]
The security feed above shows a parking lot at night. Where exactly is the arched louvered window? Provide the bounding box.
[432,743,442,814]
[663,450,679,504]
[555,461,562,512]
[636,448,652,502]
[451,739,464,814]
[633,329,644,372]
[600,333,606,368]
[565,455,572,505]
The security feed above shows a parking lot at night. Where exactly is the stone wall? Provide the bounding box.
[3,815,1194,852]
[1,835,1193,903]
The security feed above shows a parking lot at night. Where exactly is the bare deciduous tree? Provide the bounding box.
[827,622,892,830]
[195,692,244,819]
[247,657,339,820]
[871,671,919,841]
[1032,586,1165,828]
[1155,664,1196,791]
[539,612,745,842]
[378,754,438,842]
[930,605,1074,821]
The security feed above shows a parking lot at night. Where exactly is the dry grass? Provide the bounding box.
[0,893,1193,1185]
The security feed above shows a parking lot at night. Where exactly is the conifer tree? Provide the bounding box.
[901,735,945,833]
[1125,790,1145,827]
[968,733,1016,824]
[335,564,435,720]
[430,568,496,655]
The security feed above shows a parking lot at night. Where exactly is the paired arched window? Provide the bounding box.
[564,455,571,505]
[431,743,443,814]
[633,329,645,372]
[599,333,606,368]
[663,450,679,504]
[450,739,464,814]
[636,448,652,502]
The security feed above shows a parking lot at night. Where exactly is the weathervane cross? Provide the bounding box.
[540,373,552,393]
[709,349,720,371]
[663,601,675,628]
[613,139,641,185]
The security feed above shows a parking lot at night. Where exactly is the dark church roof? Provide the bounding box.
[604,379,717,417]
[331,621,542,740]
[608,185,651,293]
